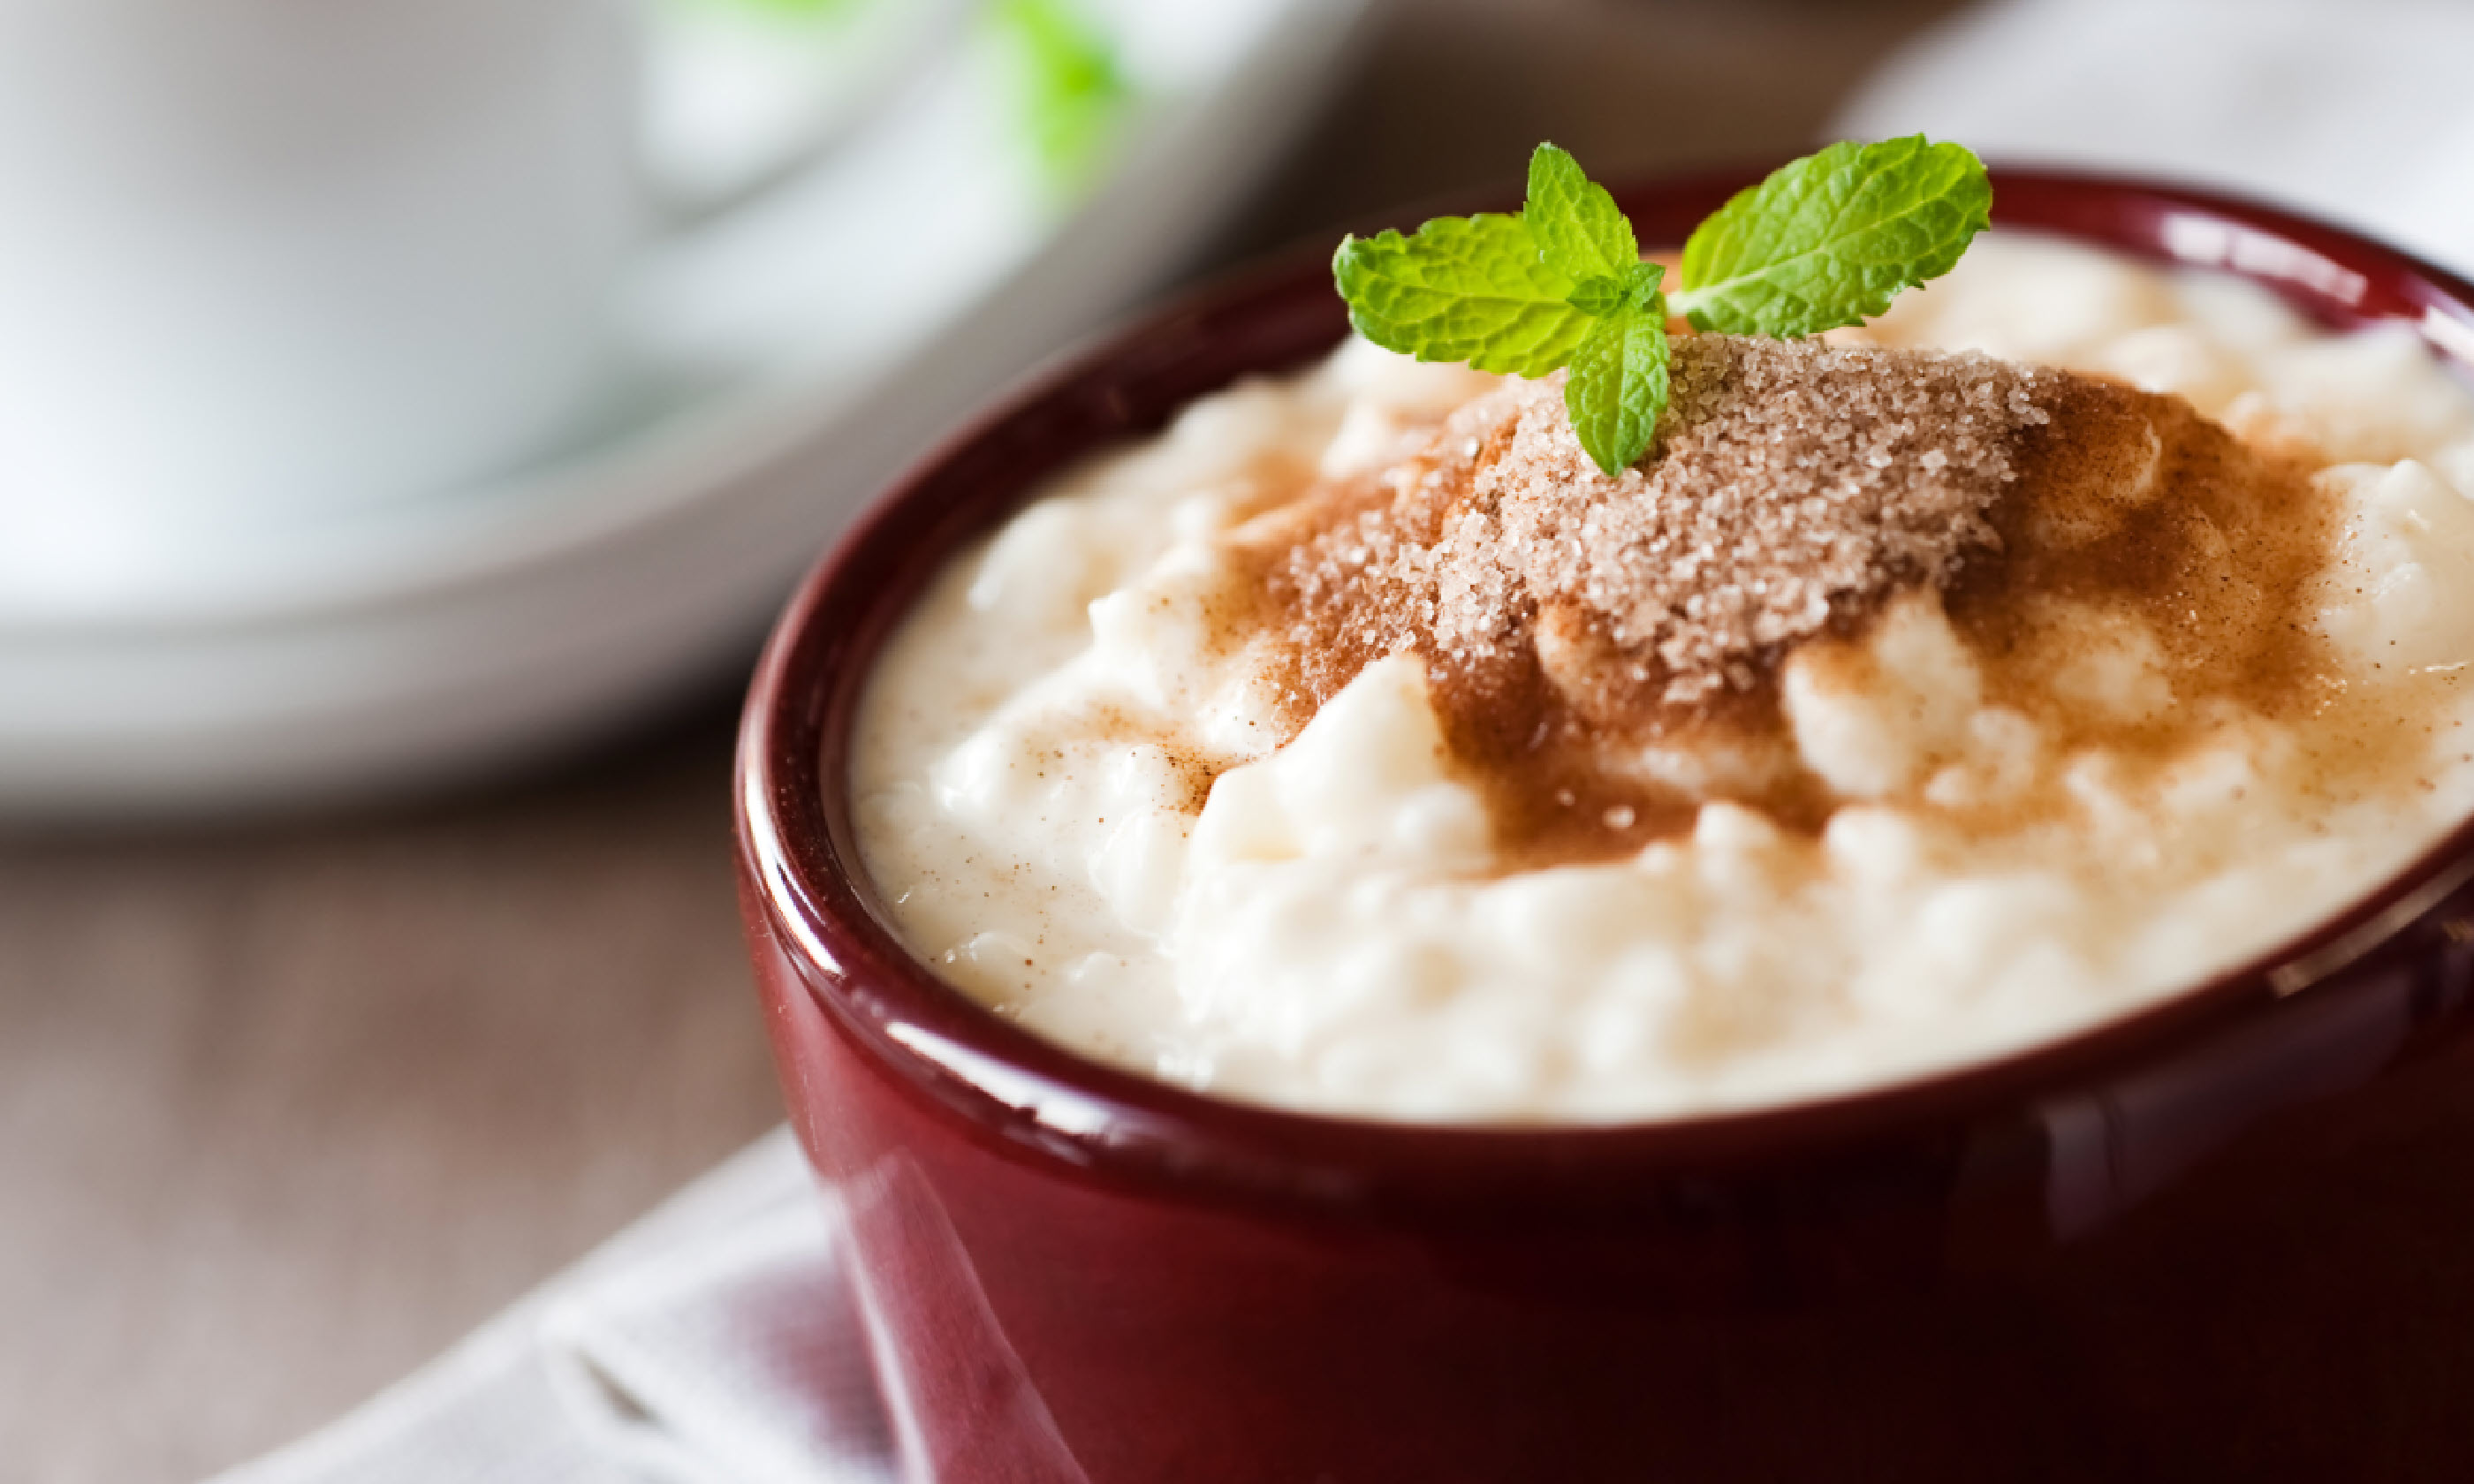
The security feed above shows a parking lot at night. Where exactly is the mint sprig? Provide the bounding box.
[1332,137,1991,477]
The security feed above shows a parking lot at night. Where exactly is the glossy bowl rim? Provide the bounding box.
[736,163,2474,1212]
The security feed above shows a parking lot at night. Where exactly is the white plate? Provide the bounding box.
[0,0,1369,814]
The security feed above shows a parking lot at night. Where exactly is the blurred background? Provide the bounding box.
[2,0,2464,1477]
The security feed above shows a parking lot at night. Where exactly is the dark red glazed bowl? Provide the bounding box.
[736,168,2474,1483]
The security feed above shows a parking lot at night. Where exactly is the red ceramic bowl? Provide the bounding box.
[736,168,2474,1483]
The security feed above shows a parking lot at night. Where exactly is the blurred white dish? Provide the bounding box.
[1836,0,2474,277]
[0,0,1370,813]
[0,0,641,537]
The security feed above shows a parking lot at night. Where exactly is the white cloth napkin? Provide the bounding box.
[1835,0,2474,276]
[208,1129,899,1484]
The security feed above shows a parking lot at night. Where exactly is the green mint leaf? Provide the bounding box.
[995,0,1127,188]
[1333,214,1594,376]
[1670,136,1990,337]
[1567,275,1629,316]
[1562,275,1670,478]
[1526,143,1638,284]
[1564,240,1666,320]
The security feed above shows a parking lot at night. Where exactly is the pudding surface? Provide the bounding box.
[852,236,2474,1122]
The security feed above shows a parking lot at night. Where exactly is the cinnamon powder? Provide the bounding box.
[1226,334,2332,860]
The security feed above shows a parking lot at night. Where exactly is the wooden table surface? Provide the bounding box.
[0,3,1965,1479]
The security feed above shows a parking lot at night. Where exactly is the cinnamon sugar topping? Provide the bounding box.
[1446,336,2056,703]
[1228,333,2329,859]
[1241,337,2065,718]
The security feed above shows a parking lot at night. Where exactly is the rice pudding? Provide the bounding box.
[850,235,2474,1123]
